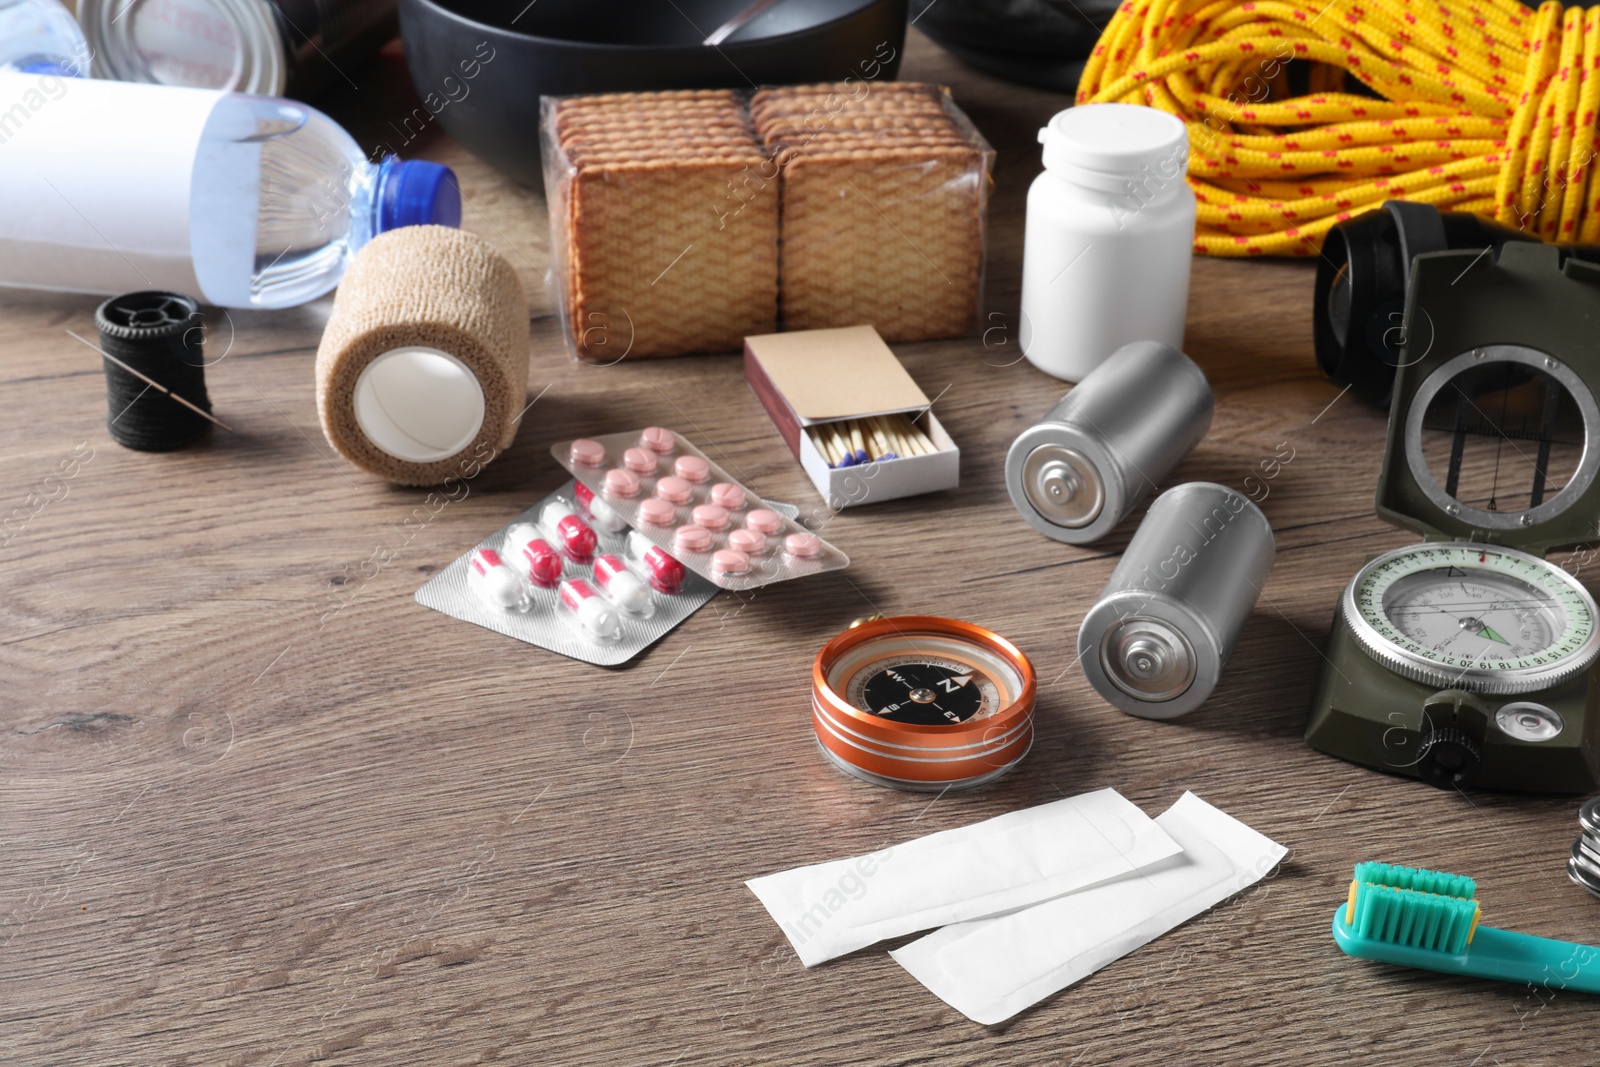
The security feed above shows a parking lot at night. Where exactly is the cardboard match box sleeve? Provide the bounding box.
[743,325,959,508]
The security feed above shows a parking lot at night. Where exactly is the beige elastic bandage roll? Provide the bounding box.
[316,226,529,486]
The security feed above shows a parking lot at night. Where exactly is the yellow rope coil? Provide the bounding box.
[1076,0,1600,255]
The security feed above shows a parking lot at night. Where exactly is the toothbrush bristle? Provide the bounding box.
[1348,881,1480,954]
[1353,861,1477,900]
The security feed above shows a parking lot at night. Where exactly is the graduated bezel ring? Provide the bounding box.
[1340,542,1600,696]
[811,616,1037,743]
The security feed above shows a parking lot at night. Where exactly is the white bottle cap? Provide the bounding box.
[1038,104,1188,190]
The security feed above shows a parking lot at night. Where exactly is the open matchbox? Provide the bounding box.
[744,325,959,509]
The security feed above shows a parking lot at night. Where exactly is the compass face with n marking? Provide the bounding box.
[1343,542,1600,696]
[832,635,1014,726]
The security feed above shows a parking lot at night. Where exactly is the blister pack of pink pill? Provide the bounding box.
[552,427,849,591]
[415,480,720,666]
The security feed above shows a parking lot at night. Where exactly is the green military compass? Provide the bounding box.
[1306,241,1600,793]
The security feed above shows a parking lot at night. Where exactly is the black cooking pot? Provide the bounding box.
[398,0,908,186]
[911,0,1117,93]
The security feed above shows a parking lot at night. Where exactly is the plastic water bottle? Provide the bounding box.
[0,73,461,309]
[0,0,89,75]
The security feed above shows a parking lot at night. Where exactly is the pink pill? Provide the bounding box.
[641,426,676,453]
[638,498,677,526]
[692,504,729,531]
[656,476,694,505]
[569,438,607,466]
[710,482,746,510]
[674,455,710,483]
[603,468,640,498]
[784,532,823,559]
[674,525,713,553]
[746,509,783,535]
[712,549,750,576]
[623,447,656,474]
[728,528,766,555]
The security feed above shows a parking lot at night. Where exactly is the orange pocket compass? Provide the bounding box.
[812,616,1036,791]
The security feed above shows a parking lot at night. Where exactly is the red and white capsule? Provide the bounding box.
[594,554,651,614]
[541,500,597,563]
[559,578,621,640]
[505,524,564,588]
[629,531,686,594]
[468,547,530,611]
[523,540,564,587]
[573,479,628,533]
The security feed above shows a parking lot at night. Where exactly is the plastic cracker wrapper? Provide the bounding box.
[751,82,993,344]
[540,83,993,361]
[541,89,777,362]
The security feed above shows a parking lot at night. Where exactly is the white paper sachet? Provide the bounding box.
[890,791,1287,1024]
[745,788,1182,968]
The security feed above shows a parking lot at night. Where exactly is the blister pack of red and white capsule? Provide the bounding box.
[414,480,720,666]
[553,427,848,590]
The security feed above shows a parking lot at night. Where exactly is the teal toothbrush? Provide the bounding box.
[1332,861,1600,993]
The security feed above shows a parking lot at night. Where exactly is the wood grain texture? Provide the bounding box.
[3,31,1597,1067]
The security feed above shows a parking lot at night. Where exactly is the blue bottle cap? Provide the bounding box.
[375,158,463,232]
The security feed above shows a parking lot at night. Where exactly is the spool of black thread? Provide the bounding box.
[95,292,211,452]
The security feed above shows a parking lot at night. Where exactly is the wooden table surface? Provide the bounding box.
[3,28,1597,1067]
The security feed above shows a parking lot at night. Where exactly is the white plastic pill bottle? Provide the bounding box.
[1020,103,1196,382]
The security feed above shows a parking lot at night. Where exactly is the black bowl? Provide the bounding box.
[398,0,909,185]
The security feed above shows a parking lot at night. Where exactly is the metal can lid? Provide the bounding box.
[80,0,286,94]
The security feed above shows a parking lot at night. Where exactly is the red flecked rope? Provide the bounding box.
[1077,0,1599,254]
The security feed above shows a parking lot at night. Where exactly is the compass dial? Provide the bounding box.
[827,634,1019,726]
[1343,543,1600,694]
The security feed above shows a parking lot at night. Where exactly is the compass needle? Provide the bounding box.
[1475,623,1511,645]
